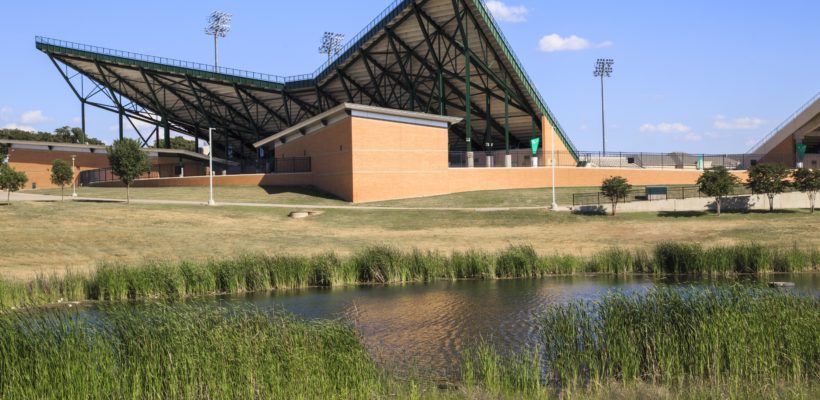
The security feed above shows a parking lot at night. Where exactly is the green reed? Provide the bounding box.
[461,286,820,398]
[0,304,390,399]
[1,242,817,309]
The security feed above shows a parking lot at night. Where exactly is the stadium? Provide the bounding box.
[5,0,809,202]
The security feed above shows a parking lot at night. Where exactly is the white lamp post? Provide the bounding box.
[208,128,216,206]
[71,155,78,197]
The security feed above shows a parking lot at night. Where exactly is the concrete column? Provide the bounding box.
[505,154,512,168]
[485,154,493,168]
[532,157,539,167]
[466,151,474,168]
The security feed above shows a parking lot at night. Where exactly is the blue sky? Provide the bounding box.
[1,0,818,153]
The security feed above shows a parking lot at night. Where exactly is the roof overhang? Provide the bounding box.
[36,0,578,160]
[253,103,462,148]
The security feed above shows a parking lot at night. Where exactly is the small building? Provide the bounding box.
[1,139,235,189]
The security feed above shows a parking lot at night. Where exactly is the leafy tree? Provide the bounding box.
[746,163,791,212]
[697,166,741,216]
[107,138,150,204]
[0,127,104,145]
[601,176,632,216]
[156,136,196,152]
[0,165,29,204]
[50,159,74,201]
[792,168,820,213]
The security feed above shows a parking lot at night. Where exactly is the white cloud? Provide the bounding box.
[0,107,11,122]
[683,132,703,142]
[713,115,766,130]
[639,122,692,134]
[486,1,528,23]
[20,110,49,124]
[538,34,612,52]
[72,116,82,124]
[538,34,589,52]
[2,123,36,132]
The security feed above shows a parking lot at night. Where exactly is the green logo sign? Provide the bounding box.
[530,138,541,156]
[796,143,807,162]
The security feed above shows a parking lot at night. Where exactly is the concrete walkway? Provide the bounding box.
[3,189,813,213]
[1,190,554,212]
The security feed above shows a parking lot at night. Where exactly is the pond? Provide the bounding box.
[209,273,819,378]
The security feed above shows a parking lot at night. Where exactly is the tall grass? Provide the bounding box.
[462,286,820,397]
[0,304,390,399]
[0,242,817,309]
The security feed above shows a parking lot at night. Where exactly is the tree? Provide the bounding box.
[697,166,740,216]
[601,176,632,216]
[156,136,196,152]
[792,168,820,213]
[50,159,74,201]
[746,163,791,212]
[107,138,150,204]
[0,165,29,204]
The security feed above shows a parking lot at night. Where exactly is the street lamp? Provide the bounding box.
[593,58,614,154]
[205,11,232,72]
[71,155,78,197]
[207,128,216,206]
[319,32,344,64]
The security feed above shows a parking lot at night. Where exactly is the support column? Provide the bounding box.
[80,100,87,144]
[485,91,492,168]
[504,88,511,168]
[464,30,473,167]
[438,71,444,116]
[118,108,124,140]
[163,117,171,149]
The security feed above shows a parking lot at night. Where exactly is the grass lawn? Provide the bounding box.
[23,184,696,208]
[1,201,817,280]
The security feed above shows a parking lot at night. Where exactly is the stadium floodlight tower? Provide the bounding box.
[205,11,232,72]
[593,58,614,154]
[319,32,345,63]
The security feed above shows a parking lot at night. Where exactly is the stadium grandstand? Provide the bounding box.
[22,0,807,202]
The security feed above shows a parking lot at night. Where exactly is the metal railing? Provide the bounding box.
[37,1,415,86]
[571,185,758,207]
[746,91,820,154]
[36,37,292,84]
[447,150,778,170]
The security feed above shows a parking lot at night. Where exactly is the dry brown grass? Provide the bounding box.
[1,201,818,280]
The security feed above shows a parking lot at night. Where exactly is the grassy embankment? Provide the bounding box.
[1,242,816,309]
[2,201,819,280]
[0,287,816,399]
[24,185,597,207]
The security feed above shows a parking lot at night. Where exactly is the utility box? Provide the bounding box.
[646,186,667,201]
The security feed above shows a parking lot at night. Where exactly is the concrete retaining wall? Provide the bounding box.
[572,192,813,214]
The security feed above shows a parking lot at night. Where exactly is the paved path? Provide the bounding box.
[2,190,556,212]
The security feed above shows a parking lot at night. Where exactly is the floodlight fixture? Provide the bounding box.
[593,58,615,153]
[205,11,232,71]
[319,32,345,63]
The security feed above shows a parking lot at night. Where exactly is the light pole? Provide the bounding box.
[593,58,614,154]
[71,155,78,197]
[319,32,344,64]
[208,128,216,206]
[205,11,232,72]
[550,123,558,211]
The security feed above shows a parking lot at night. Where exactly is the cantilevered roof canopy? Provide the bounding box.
[37,0,577,160]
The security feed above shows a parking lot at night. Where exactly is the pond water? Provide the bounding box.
[210,273,819,378]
